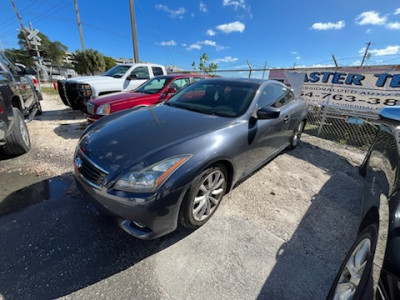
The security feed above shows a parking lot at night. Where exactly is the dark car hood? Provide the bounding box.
[91,91,154,106]
[80,104,234,172]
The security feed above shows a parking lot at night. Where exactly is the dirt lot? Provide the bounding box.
[0,91,367,299]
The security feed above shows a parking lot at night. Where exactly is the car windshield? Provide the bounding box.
[135,77,171,94]
[167,80,258,117]
[103,65,131,78]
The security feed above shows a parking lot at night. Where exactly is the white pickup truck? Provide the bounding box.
[58,63,167,112]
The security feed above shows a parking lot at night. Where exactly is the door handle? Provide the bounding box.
[283,115,290,122]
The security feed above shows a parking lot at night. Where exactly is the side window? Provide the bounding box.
[193,77,205,82]
[130,66,149,80]
[257,84,284,108]
[152,67,164,76]
[170,78,190,92]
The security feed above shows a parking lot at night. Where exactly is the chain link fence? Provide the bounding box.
[305,105,379,150]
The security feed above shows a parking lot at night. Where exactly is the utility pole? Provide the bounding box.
[360,42,371,67]
[74,0,86,50]
[129,0,139,63]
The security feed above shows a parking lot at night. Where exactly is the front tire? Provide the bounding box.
[327,224,378,300]
[1,108,31,156]
[180,164,227,228]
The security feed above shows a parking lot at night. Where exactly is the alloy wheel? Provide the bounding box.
[333,238,371,300]
[192,170,226,222]
[292,121,305,147]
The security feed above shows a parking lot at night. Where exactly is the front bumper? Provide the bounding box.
[85,113,102,123]
[74,169,188,239]
[65,83,91,112]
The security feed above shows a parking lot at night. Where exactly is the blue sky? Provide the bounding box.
[1,0,400,72]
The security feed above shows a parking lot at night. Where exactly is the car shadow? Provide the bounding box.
[34,108,84,122]
[0,173,192,300]
[256,141,363,299]
[53,121,88,140]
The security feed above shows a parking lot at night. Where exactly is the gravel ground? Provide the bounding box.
[0,92,368,299]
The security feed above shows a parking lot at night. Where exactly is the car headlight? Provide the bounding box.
[78,84,92,97]
[114,155,192,193]
[96,104,111,115]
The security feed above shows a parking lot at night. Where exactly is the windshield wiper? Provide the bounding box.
[174,105,215,115]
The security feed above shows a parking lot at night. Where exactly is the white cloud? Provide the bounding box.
[200,2,207,13]
[359,45,400,56]
[201,40,216,47]
[222,0,247,10]
[291,51,298,55]
[311,20,345,30]
[395,8,400,15]
[212,56,238,64]
[216,21,245,33]
[355,11,387,25]
[186,40,226,51]
[387,22,400,30]
[159,40,177,46]
[295,56,301,60]
[186,44,202,50]
[206,29,216,36]
[155,4,186,18]
[366,28,372,33]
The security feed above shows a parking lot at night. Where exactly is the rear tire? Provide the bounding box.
[179,164,227,228]
[2,108,31,156]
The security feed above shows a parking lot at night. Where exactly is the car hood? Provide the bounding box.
[80,105,234,172]
[67,75,121,84]
[91,91,153,106]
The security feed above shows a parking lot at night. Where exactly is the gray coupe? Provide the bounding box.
[74,78,308,239]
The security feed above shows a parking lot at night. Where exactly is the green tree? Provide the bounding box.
[104,56,116,70]
[17,31,67,66]
[4,48,33,66]
[192,53,217,75]
[72,49,106,75]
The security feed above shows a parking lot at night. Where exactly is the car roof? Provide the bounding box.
[198,77,283,86]
[154,74,209,79]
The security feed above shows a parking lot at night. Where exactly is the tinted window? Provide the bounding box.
[170,78,190,92]
[167,80,257,117]
[258,83,294,109]
[193,77,205,82]
[152,67,164,76]
[130,66,149,80]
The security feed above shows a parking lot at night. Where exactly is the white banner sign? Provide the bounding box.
[285,70,400,111]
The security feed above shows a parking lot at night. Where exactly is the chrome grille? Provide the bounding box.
[75,151,108,188]
[87,103,95,115]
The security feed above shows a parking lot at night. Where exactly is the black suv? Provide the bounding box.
[328,106,400,299]
[0,52,40,155]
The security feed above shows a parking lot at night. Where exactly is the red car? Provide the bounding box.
[86,74,209,122]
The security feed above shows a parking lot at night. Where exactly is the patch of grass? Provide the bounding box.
[41,86,59,95]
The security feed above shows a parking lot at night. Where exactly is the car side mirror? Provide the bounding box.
[256,106,280,119]
[167,87,177,94]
